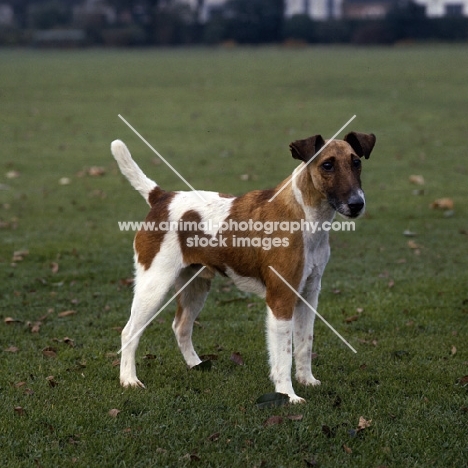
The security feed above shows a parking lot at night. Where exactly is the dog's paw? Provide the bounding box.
[120,377,146,388]
[296,375,321,387]
[288,394,306,404]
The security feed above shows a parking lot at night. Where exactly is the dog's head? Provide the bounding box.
[289,132,376,218]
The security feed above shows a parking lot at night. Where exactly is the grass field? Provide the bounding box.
[1,45,467,467]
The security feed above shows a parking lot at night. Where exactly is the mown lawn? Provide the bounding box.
[1,45,467,467]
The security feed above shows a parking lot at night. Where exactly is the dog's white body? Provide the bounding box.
[111,132,375,403]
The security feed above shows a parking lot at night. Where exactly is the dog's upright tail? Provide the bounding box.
[111,140,157,205]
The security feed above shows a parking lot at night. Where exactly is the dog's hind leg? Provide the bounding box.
[120,257,181,388]
[172,267,211,368]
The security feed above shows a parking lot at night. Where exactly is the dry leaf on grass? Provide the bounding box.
[108,408,121,418]
[430,198,454,210]
[58,310,76,318]
[46,376,58,387]
[4,317,22,324]
[42,347,57,358]
[264,415,283,427]
[6,170,20,179]
[345,315,359,323]
[407,240,420,249]
[409,174,425,185]
[12,249,29,262]
[343,444,353,454]
[87,166,106,177]
[50,262,59,274]
[230,351,244,366]
[357,416,372,431]
[14,406,25,416]
[4,345,19,353]
[451,345,457,356]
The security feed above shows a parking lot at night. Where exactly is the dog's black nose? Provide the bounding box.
[347,194,365,216]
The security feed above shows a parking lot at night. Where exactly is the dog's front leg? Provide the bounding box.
[266,306,304,404]
[293,273,322,387]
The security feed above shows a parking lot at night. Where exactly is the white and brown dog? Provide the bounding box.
[111,132,375,403]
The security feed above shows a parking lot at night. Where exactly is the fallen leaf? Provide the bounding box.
[458,375,468,386]
[207,432,220,442]
[264,415,283,427]
[403,230,417,237]
[59,177,71,185]
[142,353,156,360]
[287,414,304,421]
[87,166,106,177]
[451,345,457,356]
[430,198,454,210]
[111,359,120,367]
[30,322,41,333]
[4,345,19,353]
[46,376,58,387]
[6,170,20,179]
[409,174,424,185]
[50,262,59,274]
[119,277,134,286]
[4,317,22,324]
[388,280,395,288]
[343,444,353,454]
[58,310,76,318]
[357,416,372,431]
[189,453,201,462]
[345,315,359,323]
[14,381,26,388]
[12,249,29,262]
[108,408,121,418]
[24,388,34,396]
[304,458,319,467]
[230,351,244,366]
[63,337,75,347]
[14,406,25,416]
[42,347,57,358]
[407,240,420,249]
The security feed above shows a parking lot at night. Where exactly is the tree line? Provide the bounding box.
[1,0,468,46]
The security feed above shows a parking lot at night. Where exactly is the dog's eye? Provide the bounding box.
[352,159,361,169]
[322,161,334,171]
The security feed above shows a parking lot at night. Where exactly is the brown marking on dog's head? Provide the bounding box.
[290,133,376,218]
[134,188,175,270]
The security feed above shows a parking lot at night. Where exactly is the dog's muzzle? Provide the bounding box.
[331,192,366,219]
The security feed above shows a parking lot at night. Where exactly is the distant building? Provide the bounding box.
[0,3,14,26]
[342,0,394,19]
[285,0,344,20]
[413,0,468,16]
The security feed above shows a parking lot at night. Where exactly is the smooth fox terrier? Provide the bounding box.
[111,131,375,403]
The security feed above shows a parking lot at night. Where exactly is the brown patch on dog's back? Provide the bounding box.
[135,188,175,270]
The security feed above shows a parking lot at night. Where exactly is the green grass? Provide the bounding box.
[1,45,468,467]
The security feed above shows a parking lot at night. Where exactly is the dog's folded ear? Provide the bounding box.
[344,132,376,159]
[289,135,325,163]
